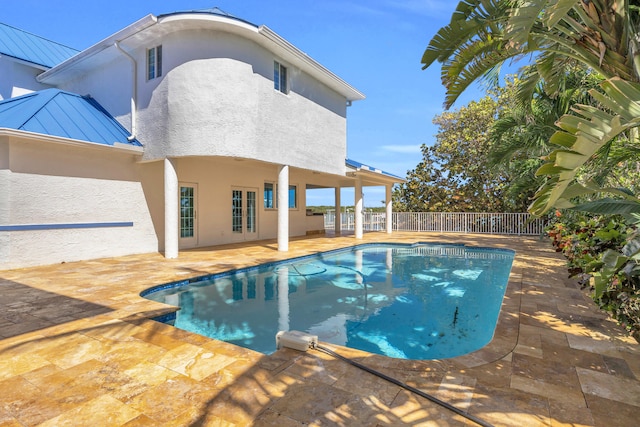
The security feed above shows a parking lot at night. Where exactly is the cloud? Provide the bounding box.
[380,145,422,154]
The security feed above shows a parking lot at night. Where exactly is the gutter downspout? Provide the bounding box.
[114,42,138,142]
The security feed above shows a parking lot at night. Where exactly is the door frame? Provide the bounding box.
[231,186,259,242]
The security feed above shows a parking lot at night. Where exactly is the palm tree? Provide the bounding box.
[424,1,639,106]
[423,0,640,215]
[488,69,603,209]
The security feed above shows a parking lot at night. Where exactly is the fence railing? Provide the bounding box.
[323,211,547,236]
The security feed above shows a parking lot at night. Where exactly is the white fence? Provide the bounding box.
[324,211,547,236]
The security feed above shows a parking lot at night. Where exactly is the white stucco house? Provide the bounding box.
[0,8,403,270]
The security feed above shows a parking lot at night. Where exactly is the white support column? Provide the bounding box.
[355,177,363,239]
[386,184,393,234]
[164,158,178,259]
[334,186,341,235]
[278,165,289,251]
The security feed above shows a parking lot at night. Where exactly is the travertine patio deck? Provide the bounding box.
[0,232,638,426]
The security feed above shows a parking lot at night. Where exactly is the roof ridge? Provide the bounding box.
[0,89,62,129]
[20,89,65,129]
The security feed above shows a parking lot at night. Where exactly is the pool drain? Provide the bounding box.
[276,330,494,427]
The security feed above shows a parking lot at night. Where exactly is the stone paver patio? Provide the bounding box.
[0,232,638,426]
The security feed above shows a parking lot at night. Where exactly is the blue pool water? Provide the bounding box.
[142,243,514,360]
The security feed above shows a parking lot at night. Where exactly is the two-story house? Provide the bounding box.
[0,8,403,269]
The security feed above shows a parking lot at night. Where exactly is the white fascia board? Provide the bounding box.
[346,165,405,185]
[157,12,260,34]
[258,25,365,102]
[37,14,158,85]
[0,128,144,154]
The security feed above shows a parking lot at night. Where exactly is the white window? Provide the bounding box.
[273,60,287,94]
[147,45,162,80]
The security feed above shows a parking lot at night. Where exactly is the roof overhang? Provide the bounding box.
[37,14,158,85]
[37,11,365,102]
[0,128,144,154]
[345,159,405,186]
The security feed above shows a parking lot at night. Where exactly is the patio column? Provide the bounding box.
[386,184,393,234]
[355,177,363,239]
[278,165,289,251]
[334,186,341,235]
[164,158,178,259]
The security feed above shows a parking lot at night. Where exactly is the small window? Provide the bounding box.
[147,45,162,80]
[264,182,274,209]
[265,182,297,209]
[274,60,287,94]
[288,185,297,209]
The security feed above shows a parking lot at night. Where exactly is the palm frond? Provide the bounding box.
[543,0,579,28]
[506,0,548,47]
[530,77,640,215]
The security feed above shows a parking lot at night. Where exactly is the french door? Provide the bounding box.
[232,187,258,241]
[179,183,198,248]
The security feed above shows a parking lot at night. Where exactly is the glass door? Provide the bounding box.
[232,187,258,241]
[179,183,198,248]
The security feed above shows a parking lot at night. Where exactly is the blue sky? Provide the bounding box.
[3,1,486,206]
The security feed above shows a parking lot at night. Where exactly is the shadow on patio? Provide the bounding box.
[0,279,112,339]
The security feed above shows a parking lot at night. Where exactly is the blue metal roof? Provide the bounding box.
[0,89,141,147]
[0,22,79,68]
[346,158,405,181]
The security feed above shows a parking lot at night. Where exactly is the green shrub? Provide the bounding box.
[546,213,639,342]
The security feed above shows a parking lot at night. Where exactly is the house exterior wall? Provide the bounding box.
[0,57,52,101]
[0,141,9,265]
[0,14,373,269]
[56,27,348,176]
[55,55,134,122]
[0,136,158,269]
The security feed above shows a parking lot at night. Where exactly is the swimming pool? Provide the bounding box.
[142,243,514,360]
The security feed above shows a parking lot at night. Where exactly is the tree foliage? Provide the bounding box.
[423,0,640,217]
[394,95,523,212]
[423,0,640,109]
[489,70,604,206]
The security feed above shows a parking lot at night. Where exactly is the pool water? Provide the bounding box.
[143,243,514,360]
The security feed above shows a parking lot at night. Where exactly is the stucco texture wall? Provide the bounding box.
[137,29,348,175]
[0,58,52,101]
[0,138,158,269]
